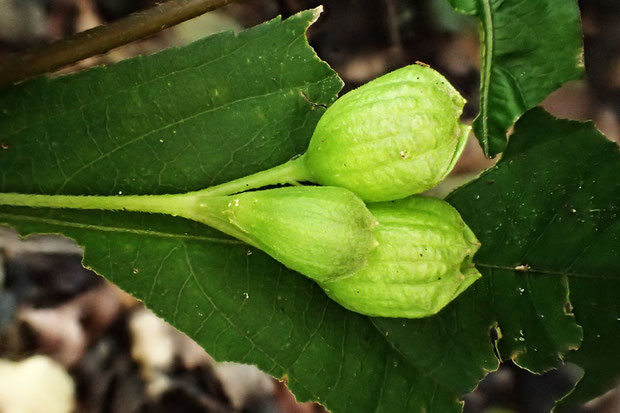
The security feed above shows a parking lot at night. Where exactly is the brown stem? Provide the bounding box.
[0,0,243,88]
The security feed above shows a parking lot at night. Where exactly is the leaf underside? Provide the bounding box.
[447,0,584,157]
[0,8,616,413]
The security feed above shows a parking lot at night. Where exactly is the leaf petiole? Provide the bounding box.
[194,154,314,197]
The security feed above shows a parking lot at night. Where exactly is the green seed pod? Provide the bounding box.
[318,196,481,318]
[302,64,470,202]
[190,186,379,283]
[0,186,378,284]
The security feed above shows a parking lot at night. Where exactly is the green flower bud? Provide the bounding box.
[303,64,470,202]
[318,196,481,318]
[192,186,379,283]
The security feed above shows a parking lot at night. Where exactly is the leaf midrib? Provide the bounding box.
[474,262,617,280]
[0,212,242,244]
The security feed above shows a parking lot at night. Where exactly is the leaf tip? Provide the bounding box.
[300,5,323,26]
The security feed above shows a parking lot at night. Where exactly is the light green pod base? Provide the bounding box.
[319,196,481,318]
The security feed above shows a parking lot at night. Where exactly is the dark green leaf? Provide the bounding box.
[0,9,340,196]
[447,0,584,157]
[448,108,619,405]
[0,9,491,412]
[1,7,613,412]
[372,286,498,396]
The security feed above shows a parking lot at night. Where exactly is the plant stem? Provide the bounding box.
[0,191,257,247]
[0,0,242,87]
[0,192,193,216]
[0,156,313,243]
[194,155,314,197]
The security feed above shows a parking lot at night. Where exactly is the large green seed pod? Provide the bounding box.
[318,196,481,318]
[302,64,470,202]
[188,186,379,283]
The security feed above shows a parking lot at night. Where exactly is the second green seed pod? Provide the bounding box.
[318,196,481,318]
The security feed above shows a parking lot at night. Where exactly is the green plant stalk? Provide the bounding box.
[195,156,313,196]
[0,191,255,246]
[0,157,313,217]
